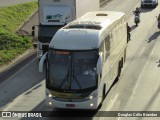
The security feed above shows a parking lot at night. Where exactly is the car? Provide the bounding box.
[141,0,158,8]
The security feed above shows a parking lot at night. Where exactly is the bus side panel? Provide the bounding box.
[100,18,127,98]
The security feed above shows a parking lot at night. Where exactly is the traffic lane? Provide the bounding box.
[121,28,160,111]
[0,52,36,84]
[102,0,140,16]
[0,0,37,7]
[0,57,44,110]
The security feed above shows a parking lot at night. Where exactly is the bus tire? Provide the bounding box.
[102,84,106,101]
[121,58,124,68]
[124,49,126,62]
[118,61,122,78]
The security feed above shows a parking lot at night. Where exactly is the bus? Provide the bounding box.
[39,11,127,110]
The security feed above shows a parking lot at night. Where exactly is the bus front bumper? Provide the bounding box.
[45,96,98,110]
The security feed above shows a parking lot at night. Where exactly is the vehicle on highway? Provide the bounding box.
[32,0,99,58]
[141,0,158,8]
[134,14,140,26]
[39,11,127,110]
[133,8,140,26]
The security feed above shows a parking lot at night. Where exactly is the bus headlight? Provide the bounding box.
[85,91,97,100]
[46,90,55,98]
[89,96,94,100]
[48,94,52,98]
[46,89,56,98]
[48,102,52,105]
[90,103,94,107]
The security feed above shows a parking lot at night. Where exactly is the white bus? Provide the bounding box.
[39,11,127,110]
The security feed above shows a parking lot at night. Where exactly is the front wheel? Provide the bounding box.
[102,85,106,101]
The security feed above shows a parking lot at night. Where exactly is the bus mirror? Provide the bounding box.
[39,52,47,73]
[96,52,103,74]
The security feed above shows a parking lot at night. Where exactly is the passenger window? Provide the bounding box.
[104,35,110,60]
[99,41,105,62]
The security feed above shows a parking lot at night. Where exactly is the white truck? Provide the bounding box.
[32,0,99,58]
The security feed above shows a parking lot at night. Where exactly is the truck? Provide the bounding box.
[32,0,99,58]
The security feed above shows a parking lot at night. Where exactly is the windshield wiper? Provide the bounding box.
[72,74,83,90]
[58,67,70,89]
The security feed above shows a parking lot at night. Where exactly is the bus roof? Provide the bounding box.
[49,11,125,50]
[65,11,125,30]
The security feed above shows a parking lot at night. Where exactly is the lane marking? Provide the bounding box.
[0,56,37,87]
[106,94,119,111]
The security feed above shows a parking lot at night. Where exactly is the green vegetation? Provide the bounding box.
[0,2,38,65]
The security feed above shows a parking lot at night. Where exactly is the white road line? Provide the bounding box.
[106,94,119,111]
[0,56,37,87]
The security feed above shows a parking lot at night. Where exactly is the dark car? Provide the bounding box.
[141,0,158,8]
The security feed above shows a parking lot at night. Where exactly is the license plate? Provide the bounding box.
[66,104,75,107]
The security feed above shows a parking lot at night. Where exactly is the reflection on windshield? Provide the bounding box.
[73,52,97,89]
[48,50,98,92]
[49,51,70,89]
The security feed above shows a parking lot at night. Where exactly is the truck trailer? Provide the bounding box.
[32,0,99,58]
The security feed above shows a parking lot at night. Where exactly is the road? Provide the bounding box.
[0,0,37,7]
[0,0,160,119]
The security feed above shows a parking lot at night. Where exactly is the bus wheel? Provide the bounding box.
[102,85,106,101]
[121,58,124,68]
[118,61,122,78]
[124,49,126,62]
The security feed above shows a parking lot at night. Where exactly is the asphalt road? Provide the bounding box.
[0,0,37,7]
[0,0,160,119]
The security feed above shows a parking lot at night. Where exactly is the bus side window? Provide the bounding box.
[104,35,111,60]
[99,41,105,63]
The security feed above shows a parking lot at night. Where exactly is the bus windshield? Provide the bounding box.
[48,50,98,92]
